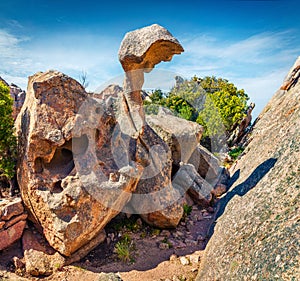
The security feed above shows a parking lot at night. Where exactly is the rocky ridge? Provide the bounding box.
[197,57,300,280]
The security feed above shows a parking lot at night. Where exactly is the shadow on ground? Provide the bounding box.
[208,157,277,238]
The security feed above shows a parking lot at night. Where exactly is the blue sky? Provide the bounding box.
[0,0,300,118]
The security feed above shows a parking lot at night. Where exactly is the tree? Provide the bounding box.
[0,81,17,196]
[196,76,249,132]
[143,76,249,150]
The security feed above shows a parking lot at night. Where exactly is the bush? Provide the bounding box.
[0,81,17,183]
[114,234,135,263]
[143,76,249,150]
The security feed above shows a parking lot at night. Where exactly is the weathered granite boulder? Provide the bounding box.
[173,163,213,207]
[188,145,220,182]
[0,197,27,250]
[197,58,300,280]
[15,71,140,257]
[119,23,184,72]
[146,113,203,169]
[118,23,184,138]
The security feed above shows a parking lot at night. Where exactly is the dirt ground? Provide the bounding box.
[0,203,216,281]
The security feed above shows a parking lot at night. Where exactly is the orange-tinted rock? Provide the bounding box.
[0,220,26,250]
[15,71,140,257]
[0,197,24,221]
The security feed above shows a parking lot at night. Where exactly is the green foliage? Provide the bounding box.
[0,82,17,180]
[182,203,193,220]
[111,216,141,232]
[164,95,197,121]
[114,234,135,263]
[228,146,245,160]
[143,76,249,149]
[194,76,249,134]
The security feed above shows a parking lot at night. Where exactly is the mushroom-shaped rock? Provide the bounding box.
[118,24,184,136]
[119,24,184,72]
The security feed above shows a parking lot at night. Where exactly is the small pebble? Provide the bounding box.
[180,256,189,266]
[188,254,200,264]
[159,243,170,250]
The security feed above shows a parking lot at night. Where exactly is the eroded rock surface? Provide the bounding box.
[0,197,27,250]
[118,25,186,228]
[119,23,184,72]
[197,58,300,280]
[15,71,140,257]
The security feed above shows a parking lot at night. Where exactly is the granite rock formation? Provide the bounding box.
[0,197,27,250]
[118,24,187,227]
[15,71,140,257]
[197,57,300,280]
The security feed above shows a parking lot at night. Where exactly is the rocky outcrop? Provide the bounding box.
[93,84,123,100]
[0,77,26,120]
[118,24,187,228]
[188,144,221,183]
[197,58,300,280]
[9,83,26,120]
[15,71,140,257]
[0,197,27,250]
[228,102,255,146]
[280,56,300,91]
[14,24,228,267]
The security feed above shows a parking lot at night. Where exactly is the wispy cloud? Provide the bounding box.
[169,30,299,75]
[163,30,299,117]
[1,28,299,118]
[0,29,123,90]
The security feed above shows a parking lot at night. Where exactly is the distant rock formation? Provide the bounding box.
[228,102,255,146]
[0,76,26,120]
[280,56,300,91]
[10,83,26,120]
[197,57,300,280]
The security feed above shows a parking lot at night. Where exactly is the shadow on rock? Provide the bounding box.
[208,157,277,238]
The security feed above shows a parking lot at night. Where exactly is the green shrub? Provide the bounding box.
[182,204,193,220]
[114,234,135,263]
[0,81,17,182]
[143,76,249,150]
[228,146,244,160]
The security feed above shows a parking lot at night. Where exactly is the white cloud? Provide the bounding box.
[0,29,123,90]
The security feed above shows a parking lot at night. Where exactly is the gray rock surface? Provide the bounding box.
[119,24,184,72]
[197,58,300,280]
[188,144,220,182]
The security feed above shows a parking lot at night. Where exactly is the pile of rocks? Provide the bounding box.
[1,24,229,277]
[0,197,27,251]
